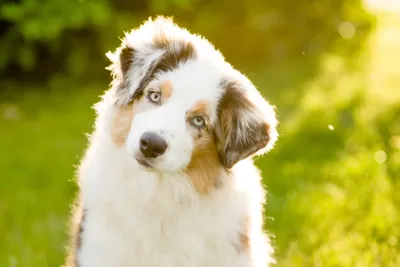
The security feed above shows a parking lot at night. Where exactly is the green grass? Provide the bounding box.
[0,82,100,266]
[258,11,400,266]
[1,10,399,267]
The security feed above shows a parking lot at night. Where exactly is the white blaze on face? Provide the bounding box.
[126,60,223,172]
[106,16,278,176]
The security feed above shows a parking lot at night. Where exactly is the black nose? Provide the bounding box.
[139,132,168,158]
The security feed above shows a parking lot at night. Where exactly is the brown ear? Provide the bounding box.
[214,80,277,169]
[106,44,137,105]
[105,18,196,106]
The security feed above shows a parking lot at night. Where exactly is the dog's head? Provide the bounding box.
[105,17,277,182]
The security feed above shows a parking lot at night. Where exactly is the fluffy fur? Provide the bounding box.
[65,16,278,267]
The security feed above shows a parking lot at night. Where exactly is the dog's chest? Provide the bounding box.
[79,173,250,267]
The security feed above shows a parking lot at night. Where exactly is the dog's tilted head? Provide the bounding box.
[104,16,277,189]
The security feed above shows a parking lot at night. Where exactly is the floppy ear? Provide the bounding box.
[106,43,165,106]
[214,80,278,169]
[105,17,197,106]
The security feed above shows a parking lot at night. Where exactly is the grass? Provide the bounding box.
[1,9,399,267]
[0,83,99,266]
[258,10,400,266]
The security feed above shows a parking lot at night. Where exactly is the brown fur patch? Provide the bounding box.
[234,217,251,253]
[161,80,173,100]
[111,104,134,147]
[151,24,196,72]
[239,217,251,252]
[152,26,170,48]
[108,17,196,106]
[186,100,210,118]
[119,45,134,77]
[185,100,222,194]
[239,232,250,251]
[215,82,271,169]
[185,133,222,195]
[64,198,85,267]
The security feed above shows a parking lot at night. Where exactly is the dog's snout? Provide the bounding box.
[140,132,168,158]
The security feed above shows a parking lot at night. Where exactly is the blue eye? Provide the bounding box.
[148,91,161,103]
[191,116,205,128]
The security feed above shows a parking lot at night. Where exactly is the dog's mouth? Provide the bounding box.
[135,158,154,170]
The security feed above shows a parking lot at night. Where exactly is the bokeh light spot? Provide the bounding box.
[374,150,387,163]
[339,22,356,39]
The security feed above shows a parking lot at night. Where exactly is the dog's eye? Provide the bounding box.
[191,116,205,128]
[148,91,161,103]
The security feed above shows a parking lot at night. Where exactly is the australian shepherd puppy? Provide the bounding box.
[65,16,278,267]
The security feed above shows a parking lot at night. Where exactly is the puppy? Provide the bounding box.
[65,16,278,267]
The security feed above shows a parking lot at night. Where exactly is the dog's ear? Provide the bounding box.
[106,17,196,106]
[214,79,278,169]
[106,42,164,106]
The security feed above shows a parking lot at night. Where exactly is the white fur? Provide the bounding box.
[78,136,274,267]
[126,59,224,173]
[73,17,276,267]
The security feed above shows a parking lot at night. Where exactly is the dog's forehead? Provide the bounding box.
[160,60,224,111]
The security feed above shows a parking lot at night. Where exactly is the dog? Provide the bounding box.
[65,16,278,267]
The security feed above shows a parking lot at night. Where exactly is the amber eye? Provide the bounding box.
[191,116,205,128]
[148,91,161,103]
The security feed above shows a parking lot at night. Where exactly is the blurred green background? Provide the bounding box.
[1,0,399,266]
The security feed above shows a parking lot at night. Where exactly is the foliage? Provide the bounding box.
[254,11,400,266]
[0,0,111,72]
[0,0,373,79]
